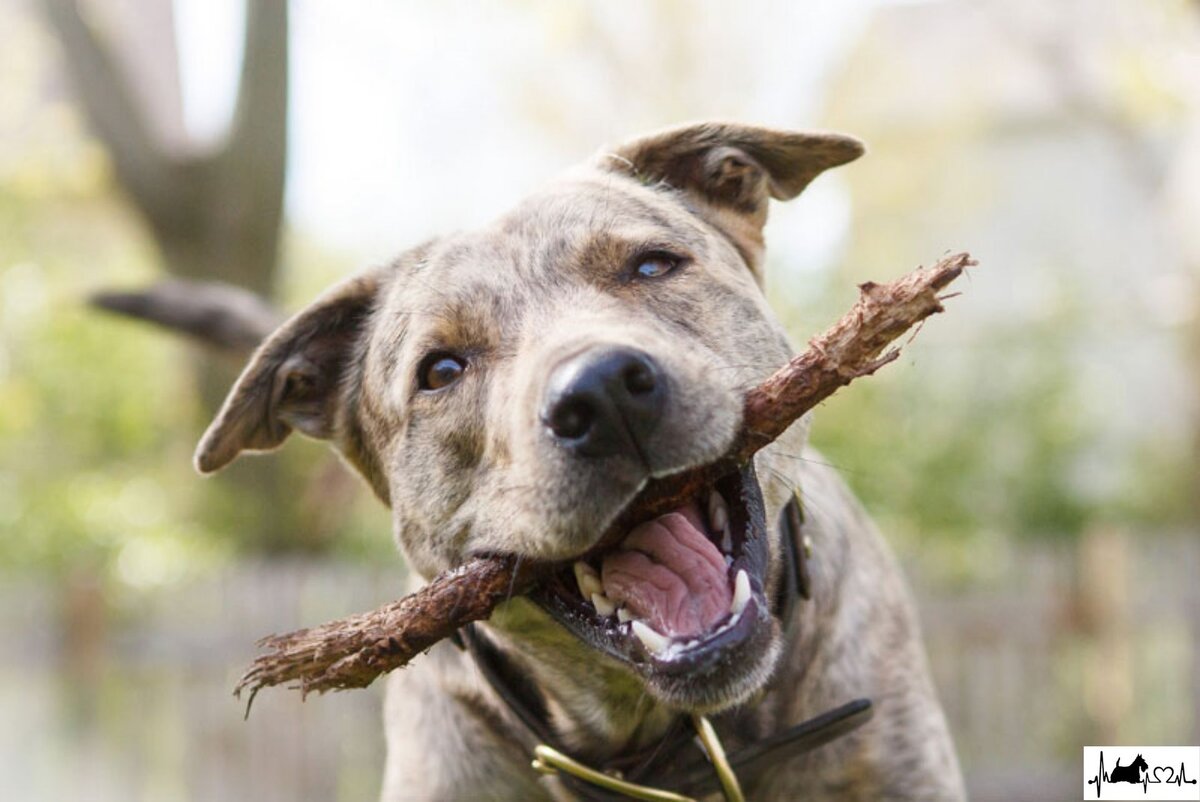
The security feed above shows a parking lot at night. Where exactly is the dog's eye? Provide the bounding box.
[633,252,682,279]
[418,353,466,391]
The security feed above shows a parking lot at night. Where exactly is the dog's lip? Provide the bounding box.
[528,464,774,683]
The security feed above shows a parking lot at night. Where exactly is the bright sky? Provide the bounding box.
[173,0,891,272]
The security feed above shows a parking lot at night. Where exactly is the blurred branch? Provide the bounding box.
[91,280,282,353]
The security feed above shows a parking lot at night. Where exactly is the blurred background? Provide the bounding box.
[2,0,1198,799]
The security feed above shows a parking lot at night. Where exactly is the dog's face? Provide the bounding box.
[196,123,862,712]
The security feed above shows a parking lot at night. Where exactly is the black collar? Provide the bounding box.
[458,494,872,801]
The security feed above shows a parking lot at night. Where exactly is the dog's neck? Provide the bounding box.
[483,600,680,760]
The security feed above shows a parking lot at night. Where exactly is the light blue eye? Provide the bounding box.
[635,252,681,279]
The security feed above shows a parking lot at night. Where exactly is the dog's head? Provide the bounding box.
[196,122,862,712]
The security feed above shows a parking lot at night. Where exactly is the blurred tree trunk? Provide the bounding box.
[42,0,287,334]
[42,0,304,551]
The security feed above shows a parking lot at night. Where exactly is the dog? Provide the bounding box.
[195,122,965,800]
[1110,754,1148,785]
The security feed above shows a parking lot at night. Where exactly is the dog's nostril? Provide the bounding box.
[549,399,593,440]
[542,347,665,458]
[622,361,656,396]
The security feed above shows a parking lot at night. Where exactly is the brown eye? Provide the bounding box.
[634,251,683,279]
[418,353,466,391]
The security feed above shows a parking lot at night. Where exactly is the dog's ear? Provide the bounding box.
[602,122,864,276]
[193,269,385,474]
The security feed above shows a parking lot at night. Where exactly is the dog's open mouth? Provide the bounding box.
[531,464,774,684]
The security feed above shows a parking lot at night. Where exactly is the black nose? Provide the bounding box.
[542,347,666,459]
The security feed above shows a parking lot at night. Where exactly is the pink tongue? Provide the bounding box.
[601,500,732,638]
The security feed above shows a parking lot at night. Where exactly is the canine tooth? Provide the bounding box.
[617,607,633,623]
[573,562,602,598]
[708,491,728,535]
[731,569,751,615]
[591,593,616,617]
[631,620,670,655]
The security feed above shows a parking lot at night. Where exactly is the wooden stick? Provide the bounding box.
[234,252,976,705]
[237,555,535,707]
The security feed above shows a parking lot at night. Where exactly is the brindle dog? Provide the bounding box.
[196,122,965,801]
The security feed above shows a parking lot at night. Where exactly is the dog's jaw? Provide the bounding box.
[525,462,789,713]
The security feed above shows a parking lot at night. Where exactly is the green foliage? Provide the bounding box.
[0,175,394,586]
[771,266,1193,565]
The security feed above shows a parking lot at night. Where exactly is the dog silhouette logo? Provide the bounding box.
[1084,747,1199,800]
[1108,754,1150,785]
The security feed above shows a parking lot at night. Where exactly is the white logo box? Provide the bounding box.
[1084,746,1200,801]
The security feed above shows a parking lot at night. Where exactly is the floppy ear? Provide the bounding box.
[193,269,385,474]
[602,121,864,277]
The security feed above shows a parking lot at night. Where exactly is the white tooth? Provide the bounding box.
[731,569,751,615]
[631,620,670,655]
[573,562,602,598]
[591,593,616,617]
[721,528,733,554]
[708,491,728,534]
[617,607,633,623]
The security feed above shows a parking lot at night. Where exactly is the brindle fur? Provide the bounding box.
[198,122,965,801]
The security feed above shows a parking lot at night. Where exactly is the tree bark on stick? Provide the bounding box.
[235,252,977,705]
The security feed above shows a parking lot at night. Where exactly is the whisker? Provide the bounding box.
[506,555,524,601]
[710,363,765,372]
[766,450,869,477]
[793,484,841,529]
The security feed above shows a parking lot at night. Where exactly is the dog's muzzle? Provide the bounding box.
[541,346,666,460]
